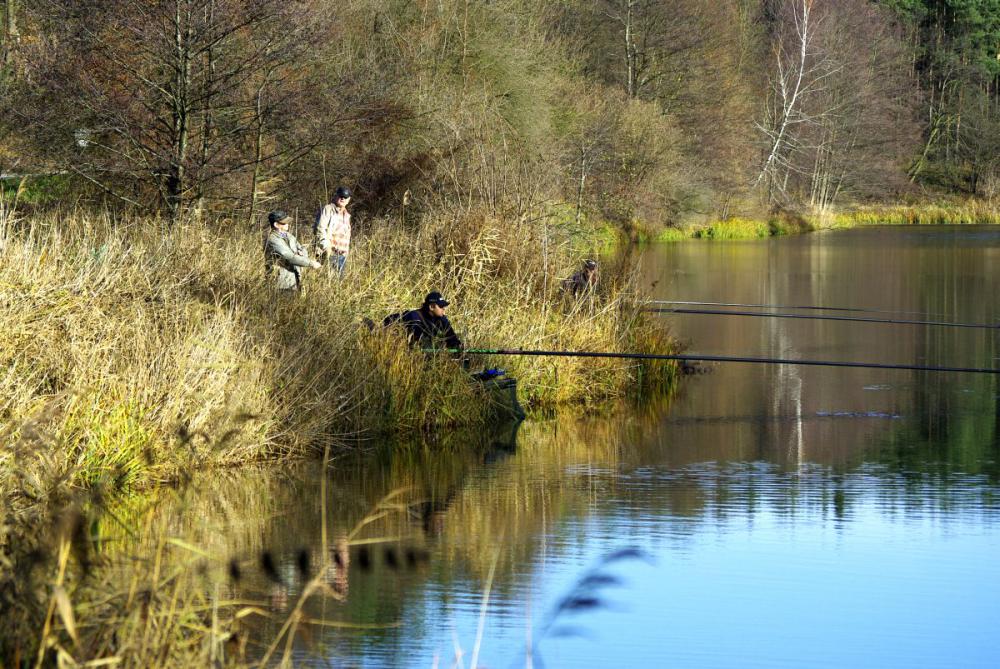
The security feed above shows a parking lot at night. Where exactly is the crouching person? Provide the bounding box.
[399,291,463,351]
[264,210,321,292]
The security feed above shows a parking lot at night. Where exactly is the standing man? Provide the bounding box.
[265,210,321,292]
[314,185,352,277]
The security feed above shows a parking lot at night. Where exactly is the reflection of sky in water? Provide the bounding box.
[299,454,1000,669]
[351,475,1000,669]
[231,227,1000,667]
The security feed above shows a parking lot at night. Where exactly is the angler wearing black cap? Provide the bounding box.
[398,291,463,350]
[264,210,321,291]
[314,185,352,276]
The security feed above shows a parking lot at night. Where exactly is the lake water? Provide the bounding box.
[154,226,1000,667]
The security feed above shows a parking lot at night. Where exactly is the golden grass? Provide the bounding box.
[0,206,680,664]
[693,217,772,239]
[818,200,1000,228]
[0,209,677,486]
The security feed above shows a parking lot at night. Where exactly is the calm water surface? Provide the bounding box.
[157,226,1000,667]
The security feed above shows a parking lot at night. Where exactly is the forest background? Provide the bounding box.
[2,0,999,233]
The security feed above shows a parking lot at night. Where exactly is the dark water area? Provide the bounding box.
[140,226,1000,667]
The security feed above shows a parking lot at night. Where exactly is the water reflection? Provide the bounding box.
[121,394,1000,667]
[97,226,1000,667]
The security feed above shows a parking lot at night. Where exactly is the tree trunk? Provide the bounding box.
[248,77,268,227]
[575,148,588,226]
[2,0,18,65]
[194,0,217,222]
[168,0,192,223]
[624,0,636,98]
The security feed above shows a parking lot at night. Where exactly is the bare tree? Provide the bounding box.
[30,0,321,222]
[755,0,917,209]
[754,0,835,203]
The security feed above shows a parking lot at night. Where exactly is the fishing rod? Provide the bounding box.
[454,348,1000,375]
[646,299,945,318]
[644,307,1000,331]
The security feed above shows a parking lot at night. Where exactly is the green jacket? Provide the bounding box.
[264,230,314,290]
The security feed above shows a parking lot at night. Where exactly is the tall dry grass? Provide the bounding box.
[1,208,677,485]
[0,205,679,662]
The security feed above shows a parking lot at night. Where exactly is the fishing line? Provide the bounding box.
[644,307,1000,331]
[646,299,950,319]
[454,348,1000,375]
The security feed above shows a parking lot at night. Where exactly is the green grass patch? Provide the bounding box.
[0,173,75,206]
[653,226,689,242]
[694,217,771,239]
[823,201,1000,228]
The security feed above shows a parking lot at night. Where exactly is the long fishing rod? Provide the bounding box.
[644,306,1000,331]
[456,348,1000,375]
[647,299,944,318]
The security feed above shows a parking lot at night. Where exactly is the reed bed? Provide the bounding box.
[693,217,773,239]
[656,213,814,242]
[653,201,1000,243]
[0,206,678,663]
[824,201,1000,227]
[0,208,677,484]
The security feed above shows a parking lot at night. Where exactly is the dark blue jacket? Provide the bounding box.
[400,307,463,350]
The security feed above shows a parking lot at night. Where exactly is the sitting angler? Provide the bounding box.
[561,259,598,298]
[392,291,463,351]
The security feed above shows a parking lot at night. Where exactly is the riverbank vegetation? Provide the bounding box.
[653,200,1000,241]
[1,208,677,487]
[2,1,1000,231]
[0,204,678,661]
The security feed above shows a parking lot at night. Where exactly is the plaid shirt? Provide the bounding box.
[314,204,351,256]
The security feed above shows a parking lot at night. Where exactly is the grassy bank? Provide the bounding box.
[822,201,1000,227]
[0,208,677,488]
[0,206,679,662]
[650,200,1000,241]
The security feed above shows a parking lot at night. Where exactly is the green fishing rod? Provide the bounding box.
[448,348,1000,375]
[644,306,1000,331]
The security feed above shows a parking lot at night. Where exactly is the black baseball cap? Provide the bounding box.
[335,186,352,199]
[268,210,291,225]
[424,291,450,307]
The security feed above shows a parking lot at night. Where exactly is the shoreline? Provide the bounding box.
[646,200,1000,242]
[1,208,679,498]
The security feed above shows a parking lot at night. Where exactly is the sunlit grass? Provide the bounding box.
[694,217,772,239]
[822,201,1000,228]
[0,209,678,488]
[0,205,683,665]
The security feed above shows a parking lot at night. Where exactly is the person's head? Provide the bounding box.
[583,259,598,275]
[268,210,291,230]
[334,186,352,207]
[423,290,450,317]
